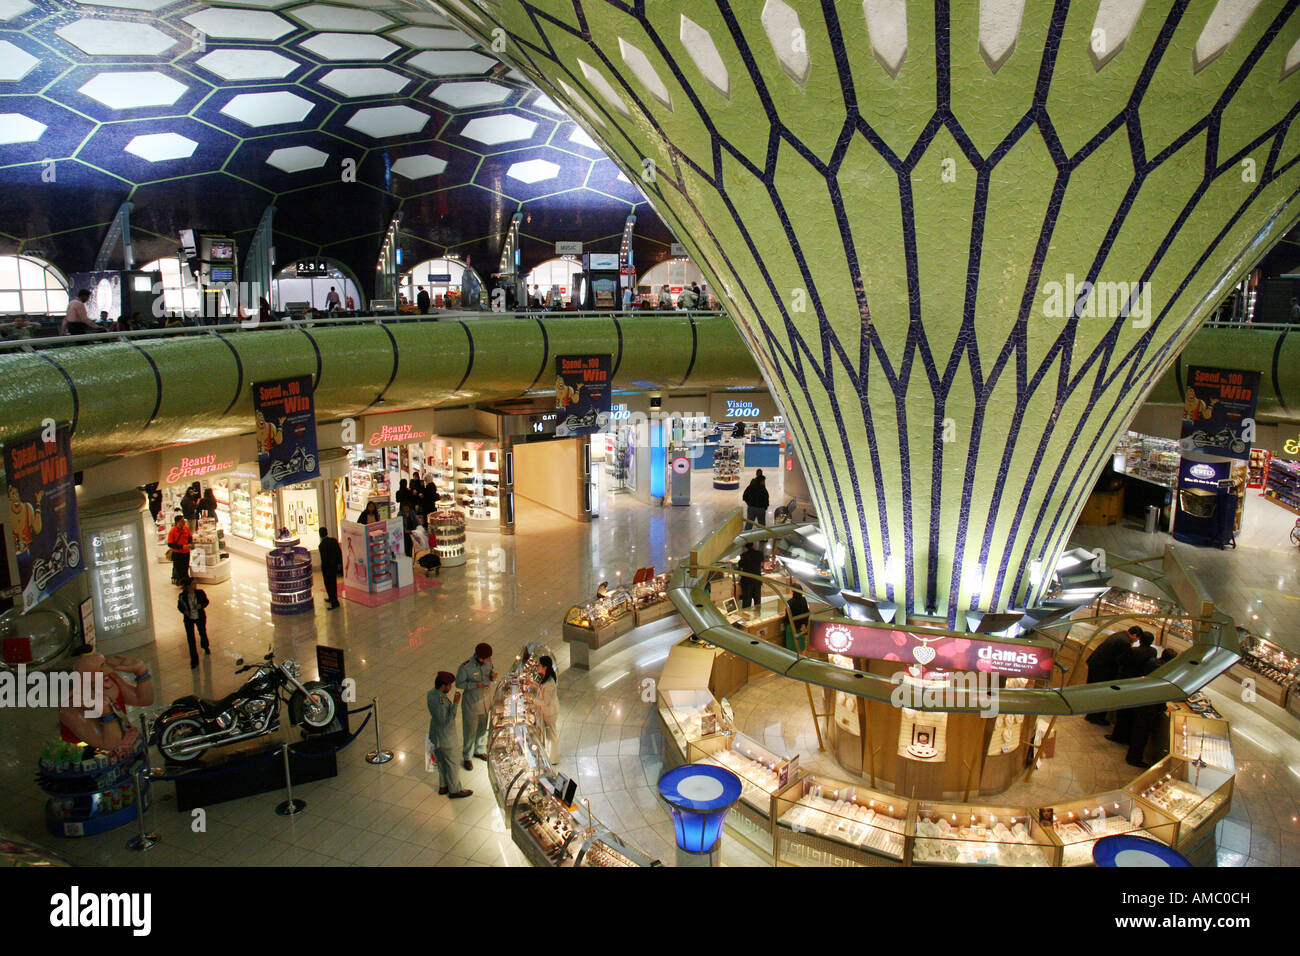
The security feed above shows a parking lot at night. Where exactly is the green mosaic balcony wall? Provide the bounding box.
[436,0,1300,623]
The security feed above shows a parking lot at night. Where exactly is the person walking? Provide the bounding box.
[325,286,341,313]
[176,578,210,669]
[166,515,192,585]
[417,286,431,315]
[534,656,560,762]
[1084,625,1142,725]
[427,672,472,798]
[737,541,765,609]
[181,483,200,522]
[318,527,341,609]
[742,471,769,526]
[455,642,496,771]
[621,285,632,311]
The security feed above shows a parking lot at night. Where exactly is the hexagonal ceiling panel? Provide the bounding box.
[461,114,537,146]
[220,90,315,127]
[0,0,685,299]
[125,132,199,162]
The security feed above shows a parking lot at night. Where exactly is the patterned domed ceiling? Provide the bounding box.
[0,0,678,290]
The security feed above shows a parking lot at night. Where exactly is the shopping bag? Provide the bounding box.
[425,735,436,773]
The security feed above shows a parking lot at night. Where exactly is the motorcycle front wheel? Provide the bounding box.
[158,716,206,762]
[291,682,337,730]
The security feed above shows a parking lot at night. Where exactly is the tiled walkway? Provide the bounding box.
[0,468,1295,867]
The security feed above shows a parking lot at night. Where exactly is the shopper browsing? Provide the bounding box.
[1083,625,1142,725]
[166,516,192,585]
[318,527,341,609]
[427,672,472,798]
[455,642,496,771]
[176,578,210,669]
[1106,630,1158,745]
[737,541,765,609]
[534,656,560,762]
[742,470,769,526]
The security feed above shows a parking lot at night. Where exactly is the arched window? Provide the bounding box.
[637,258,709,305]
[0,255,69,315]
[273,262,364,312]
[139,256,201,317]
[523,257,582,304]
[401,257,480,307]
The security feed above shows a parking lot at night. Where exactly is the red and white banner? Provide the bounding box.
[809,620,1054,679]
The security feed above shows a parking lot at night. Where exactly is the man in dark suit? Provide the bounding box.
[176,578,210,669]
[319,527,342,609]
[416,286,431,314]
[1107,630,1158,744]
[1126,650,1177,767]
[1084,625,1142,724]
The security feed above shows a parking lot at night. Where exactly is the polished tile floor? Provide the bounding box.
[0,468,1296,867]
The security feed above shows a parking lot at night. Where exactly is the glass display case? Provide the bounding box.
[228,479,254,540]
[1236,632,1299,696]
[1117,431,1180,487]
[562,589,636,645]
[656,688,731,760]
[1170,713,1234,772]
[712,442,740,489]
[632,572,673,625]
[1128,755,1233,845]
[689,733,797,813]
[509,778,658,868]
[1041,792,1177,866]
[913,802,1056,866]
[487,721,547,815]
[773,775,909,866]
[252,490,276,547]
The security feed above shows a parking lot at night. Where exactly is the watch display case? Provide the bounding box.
[773,775,909,865]
[1041,792,1176,866]
[509,778,659,867]
[1128,755,1234,846]
[575,830,659,868]
[913,802,1057,866]
[631,572,673,625]
[487,721,547,816]
[1170,713,1234,772]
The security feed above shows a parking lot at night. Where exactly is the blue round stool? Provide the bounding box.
[1093,834,1190,867]
[657,763,742,866]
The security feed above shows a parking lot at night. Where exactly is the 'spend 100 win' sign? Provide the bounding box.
[254,375,320,491]
[4,424,83,611]
[810,620,1054,679]
[1180,366,1260,461]
[554,354,611,437]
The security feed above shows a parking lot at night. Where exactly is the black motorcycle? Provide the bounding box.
[151,652,336,763]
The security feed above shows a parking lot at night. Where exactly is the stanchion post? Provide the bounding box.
[275,743,306,816]
[365,696,394,765]
[125,766,159,851]
[139,713,163,777]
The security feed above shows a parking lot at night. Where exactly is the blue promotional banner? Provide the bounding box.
[554,354,611,436]
[1179,366,1260,460]
[4,424,83,611]
[254,375,320,491]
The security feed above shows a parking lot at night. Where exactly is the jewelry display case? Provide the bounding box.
[913,802,1057,866]
[773,775,909,866]
[510,779,658,868]
[1128,755,1234,847]
[712,442,740,490]
[1041,792,1177,867]
[1229,633,1299,705]
[656,688,731,763]
[430,509,466,568]
[688,732,800,858]
[487,721,547,818]
[632,572,674,625]
[1170,713,1234,772]
[562,589,636,646]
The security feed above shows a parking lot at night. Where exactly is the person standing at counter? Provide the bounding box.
[427,672,472,799]
[456,642,496,771]
[1084,625,1142,725]
[784,588,810,652]
[1125,650,1177,768]
[198,489,218,521]
[534,656,560,762]
[742,471,769,526]
[358,501,380,524]
[737,541,765,609]
[1107,630,1157,745]
[166,515,192,585]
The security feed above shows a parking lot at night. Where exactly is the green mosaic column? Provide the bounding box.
[439,1,1300,623]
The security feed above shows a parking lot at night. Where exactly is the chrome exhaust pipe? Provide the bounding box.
[163,710,277,756]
